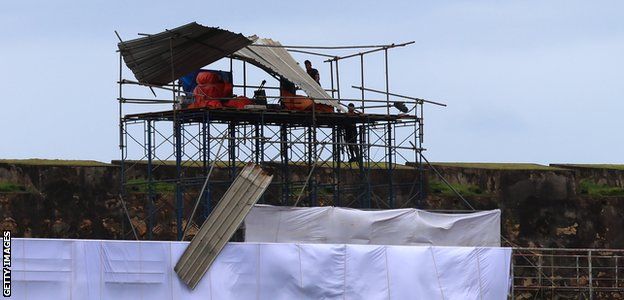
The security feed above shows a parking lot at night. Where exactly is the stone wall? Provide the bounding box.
[425,164,624,248]
[1,160,623,248]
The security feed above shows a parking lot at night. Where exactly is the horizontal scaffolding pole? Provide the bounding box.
[250,42,414,50]
[287,49,336,58]
[324,41,415,62]
[118,97,176,104]
[352,86,447,107]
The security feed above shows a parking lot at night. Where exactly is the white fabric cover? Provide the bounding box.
[245,205,501,247]
[11,238,510,299]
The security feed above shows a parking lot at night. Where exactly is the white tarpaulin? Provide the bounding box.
[244,205,501,247]
[10,238,511,299]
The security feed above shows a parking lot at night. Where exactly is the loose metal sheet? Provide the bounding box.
[174,163,273,289]
[234,38,344,111]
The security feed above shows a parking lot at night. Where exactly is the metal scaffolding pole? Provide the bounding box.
[387,122,394,208]
[174,118,183,240]
[147,120,155,240]
[201,112,212,219]
[280,125,290,205]
[360,54,365,113]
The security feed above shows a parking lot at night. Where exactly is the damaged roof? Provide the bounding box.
[118,22,252,85]
[119,23,342,110]
[234,38,342,110]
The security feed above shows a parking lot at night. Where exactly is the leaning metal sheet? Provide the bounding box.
[174,163,273,289]
[234,38,344,112]
[11,238,512,299]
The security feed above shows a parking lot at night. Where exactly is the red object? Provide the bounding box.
[281,89,312,111]
[280,89,334,112]
[188,98,222,109]
[196,72,219,84]
[190,71,233,109]
[224,96,253,109]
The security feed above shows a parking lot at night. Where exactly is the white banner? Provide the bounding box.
[245,205,501,246]
[10,238,510,299]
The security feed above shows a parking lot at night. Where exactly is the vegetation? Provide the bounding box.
[0,182,27,193]
[121,160,412,169]
[430,162,561,170]
[125,179,176,193]
[559,164,624,171]
[428,180,488,197]
[0,159,110,167]
[122,160,246,168]
[579,179,624,197]
[0,181,36,193]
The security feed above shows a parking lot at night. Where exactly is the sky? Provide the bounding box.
[1,0,622,164]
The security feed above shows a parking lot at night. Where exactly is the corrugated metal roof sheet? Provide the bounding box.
[118,22,252,86]
[234,38,344,111]
[174,163,273,289]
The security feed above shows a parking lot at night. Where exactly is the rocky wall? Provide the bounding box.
[1,161,623,248]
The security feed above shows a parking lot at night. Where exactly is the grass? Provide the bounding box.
[554,164,624,171]
[428,180,488,197]
[0,182,28,193]
[579,179,624,197]
[0,181,37,193]
[125,179,176,193]
[120,160,247,168]
[0,159,111,167]
[120,160,413,170]
[429,162,562,170]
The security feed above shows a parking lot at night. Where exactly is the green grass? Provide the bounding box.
[429,162,561,170]
[579,179,624,197]
[120,160,413,170]
[120,160,247,168]
[0,181,37,193]
[288,184,334,197]
[125,179,176,193]
[554,164,624,171]
[428,180,488,197]
[0,182,28,193]
[0,159,111,167]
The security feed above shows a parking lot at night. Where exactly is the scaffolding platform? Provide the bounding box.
[124,107,417,126]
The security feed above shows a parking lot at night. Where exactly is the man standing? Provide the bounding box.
[304,60,320,84]
[344,103,360,163]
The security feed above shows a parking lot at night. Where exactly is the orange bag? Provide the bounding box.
[190,71,233,109]
[280,89,333,112]
[188,98,222,109]
[224,96,253,109]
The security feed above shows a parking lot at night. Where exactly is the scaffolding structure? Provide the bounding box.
[116,27,447,240]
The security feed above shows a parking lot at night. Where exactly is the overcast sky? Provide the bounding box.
[1,0,622,164]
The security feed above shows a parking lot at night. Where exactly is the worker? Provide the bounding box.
[344,103,360,163]
[304,60,320,84]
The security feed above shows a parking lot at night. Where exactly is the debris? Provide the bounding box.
[175,163,273,289]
